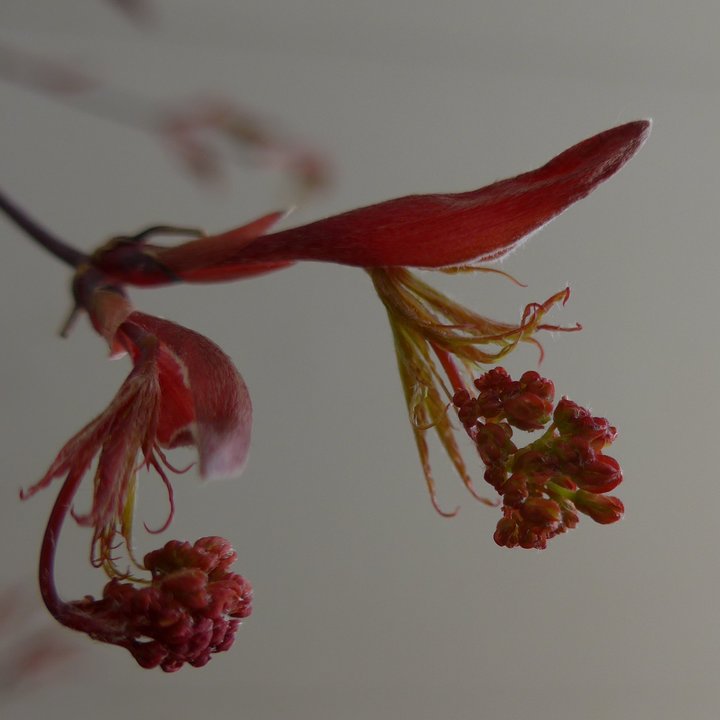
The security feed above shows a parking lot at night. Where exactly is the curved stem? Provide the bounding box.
[0,186,88,268]
[39,470,136,649]
[38,470,124,642]
[38,471,84,624]
[38,469,141,652]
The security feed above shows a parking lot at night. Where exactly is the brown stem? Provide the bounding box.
[0,186,88,268]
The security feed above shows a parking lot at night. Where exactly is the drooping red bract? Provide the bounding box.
[22,289,252,574]
[123,312,252,480]
[93,120,649,284]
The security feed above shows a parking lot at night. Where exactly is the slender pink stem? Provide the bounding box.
[37,472,119,642]
[430,342,467,395]
[38,471,83,624]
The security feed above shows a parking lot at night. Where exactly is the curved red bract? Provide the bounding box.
[153,121,650,278]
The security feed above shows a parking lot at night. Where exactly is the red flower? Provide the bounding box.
[89,121,650,284]
[455,368,624,550]
[68,537,252,672]
[22,276,253,667]
[1,118,647,676]
[368,269,578,516]
[85,122,647,540]
[23,280,252,572]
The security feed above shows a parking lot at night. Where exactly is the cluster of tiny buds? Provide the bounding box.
[453,368,623,549]
[69,537,252,672]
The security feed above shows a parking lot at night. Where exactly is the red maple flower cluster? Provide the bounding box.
[67,537,251,672]
[453,368,623,549]
[2,120,649,670]
[19,272,254,671]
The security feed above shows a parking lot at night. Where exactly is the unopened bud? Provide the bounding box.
[553,397,587,434]
[473,367,514,419]
[518,524,549,550]
[452,389,471,407]
[573,490,624,524]
[561,502,580,530]
[520,497,562,526]
[475,421,517,465]
[519,371,555,404]
[576,455,622,494]
[483,464,507,492]
[504,391,553,431]
[501,473,529,508]
[493,515,520,548]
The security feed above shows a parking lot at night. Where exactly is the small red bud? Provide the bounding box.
[511,448,556,478]
[520,497,562,525]
[519,371,555,404]
[501,474,529,508]
[494,515,520,548]
[518,525,549,550]
[553,397,587,433]
[503,391,553,431]
[573,490,624,524]
[452,389,471,407]
[483,464,507,492]
[576,455,623,493]
[457,399,480,428]
[474,367,512,393]
[473,368,515,419]
[560,502,580,530]
[475,421,517,466]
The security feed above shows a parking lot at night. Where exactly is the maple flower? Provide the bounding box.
[454,368,623,548]
[57,537,252,672]
[368,268,580,516]
[20,271,253,668]
[86,121,648,532]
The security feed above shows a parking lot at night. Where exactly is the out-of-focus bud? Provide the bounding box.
[494,515,520,549]
[501,474,529,508]
[520,497,562,526]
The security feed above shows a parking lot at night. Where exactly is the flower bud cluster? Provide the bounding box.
[453,368,623,549]
[69,537,252,671]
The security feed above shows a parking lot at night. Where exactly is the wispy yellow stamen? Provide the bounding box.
[368,266,578,515]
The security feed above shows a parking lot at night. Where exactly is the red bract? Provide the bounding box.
[124,312,252,480]
[90,121,649,285]
[22,285,252,574]
[20,277,254,669]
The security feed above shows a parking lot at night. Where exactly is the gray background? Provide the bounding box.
[0,1,714,718]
